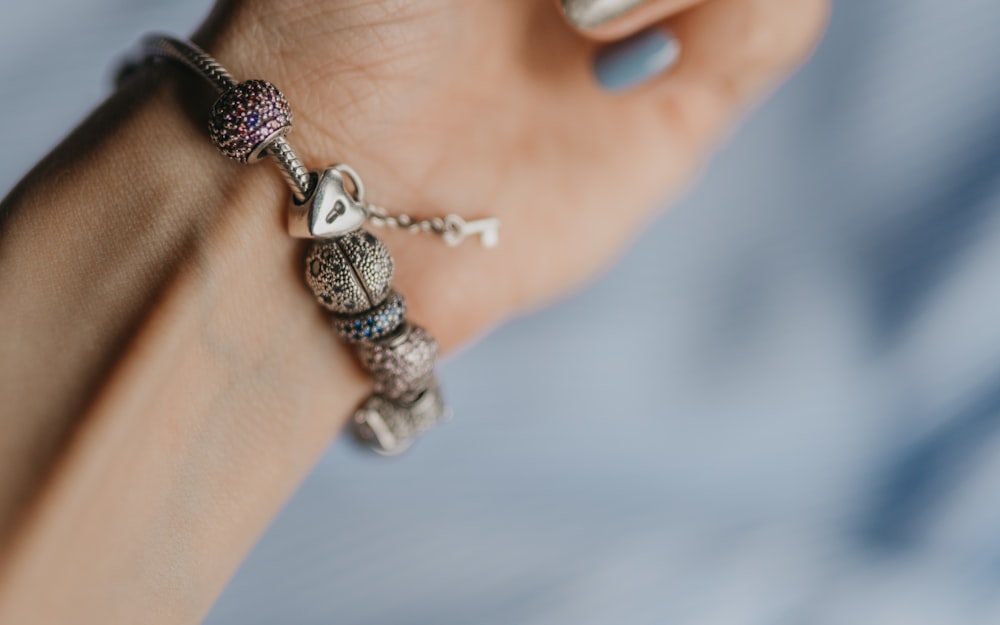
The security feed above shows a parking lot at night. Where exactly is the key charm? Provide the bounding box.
[442,215,501,248]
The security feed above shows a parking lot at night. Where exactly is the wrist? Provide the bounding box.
[0,54,371,623]
[187,7,511,350]
[135,34,459,453]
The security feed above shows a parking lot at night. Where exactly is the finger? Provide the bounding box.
[578,0,828,227]
[558,0,703,40]
[643,0,829,152]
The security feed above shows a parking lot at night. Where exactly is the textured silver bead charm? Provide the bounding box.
[209,79,291,163]
[333,290,406,343]
[352,381,447,455]
[356,323,438,400]
[304,230,394,313]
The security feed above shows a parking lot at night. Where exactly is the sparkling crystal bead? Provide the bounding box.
[355,323,438,400]
[304,230,394,313]
[208,79,291,163]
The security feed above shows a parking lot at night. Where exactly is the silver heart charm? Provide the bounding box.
[288,164,368,239]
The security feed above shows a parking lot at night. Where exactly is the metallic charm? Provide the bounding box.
[208,79,292,163]
[352,381,448,456]
[288,164,368,239]
[442,215,501,248]
[304,231,394,313]
[333,290,407,343]
[356,323,438,400]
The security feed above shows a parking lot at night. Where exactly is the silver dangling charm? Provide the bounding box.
[288,164,368,239]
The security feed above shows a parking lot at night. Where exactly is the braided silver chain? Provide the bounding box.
[141,35,312,201]
[141,35,235,92]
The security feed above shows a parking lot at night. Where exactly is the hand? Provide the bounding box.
[0,1,827,622]
[201,0,828,349]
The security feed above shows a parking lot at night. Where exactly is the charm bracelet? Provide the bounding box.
[128,35,500,455]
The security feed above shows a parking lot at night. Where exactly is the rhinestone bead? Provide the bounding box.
[304,230,394,313]
[356,323,438,401]
[333,290,406,343]
[208,80,292,163]
[352,381,447,455]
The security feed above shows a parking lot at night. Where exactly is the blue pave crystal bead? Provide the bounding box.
[332,290,406,343]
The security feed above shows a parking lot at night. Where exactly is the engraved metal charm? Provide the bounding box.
[442,215,501,248]
[288,164,368,239]
[352,381,448,456]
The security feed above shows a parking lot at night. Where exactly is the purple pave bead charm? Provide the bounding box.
[208,79,292,163]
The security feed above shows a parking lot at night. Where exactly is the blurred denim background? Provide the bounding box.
[4,1,1000,623]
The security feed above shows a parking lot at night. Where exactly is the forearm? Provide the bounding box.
[0,64,367,622]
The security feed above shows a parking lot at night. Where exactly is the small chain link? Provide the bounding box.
[366,203,499,247]
[365,203,457,238]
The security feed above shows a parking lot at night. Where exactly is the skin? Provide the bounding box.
[0,0,827,622]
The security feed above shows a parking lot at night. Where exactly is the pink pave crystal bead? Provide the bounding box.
[356,323,439,401]
[208,79,292,163]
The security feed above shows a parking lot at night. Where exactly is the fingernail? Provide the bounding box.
[594,29,680,91]
[562,0,647,31]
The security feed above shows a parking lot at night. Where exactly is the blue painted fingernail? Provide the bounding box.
[594,29,680,91]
